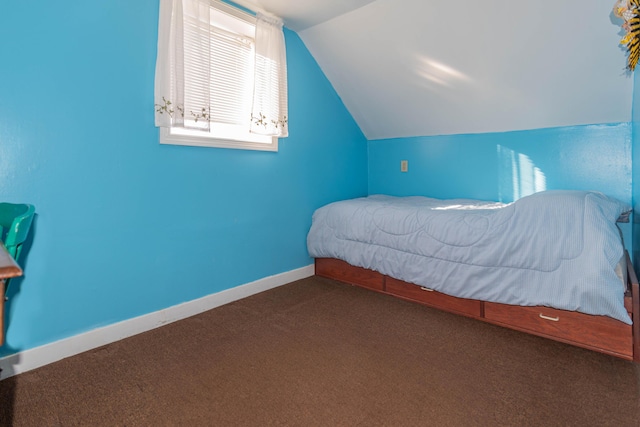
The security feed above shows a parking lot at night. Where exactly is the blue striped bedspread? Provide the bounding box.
[307,190,632,324]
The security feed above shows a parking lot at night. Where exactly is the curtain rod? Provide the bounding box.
[224,0,277,19]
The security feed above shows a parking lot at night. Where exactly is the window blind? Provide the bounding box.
[181,2,255,131]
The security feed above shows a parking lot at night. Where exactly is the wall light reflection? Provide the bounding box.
[497,145,547,203]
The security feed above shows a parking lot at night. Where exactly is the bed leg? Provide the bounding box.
[632,281,640,362]
[626,251,640,362]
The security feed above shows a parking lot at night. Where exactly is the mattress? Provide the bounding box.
[307,190,632,324]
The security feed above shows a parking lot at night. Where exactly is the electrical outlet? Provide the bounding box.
[400,160,408,172]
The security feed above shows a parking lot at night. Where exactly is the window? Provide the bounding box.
[155,0,288,151]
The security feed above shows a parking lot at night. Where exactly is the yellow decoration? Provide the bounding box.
[614,0,640,71]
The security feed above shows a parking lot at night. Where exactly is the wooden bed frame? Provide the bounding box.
[315,253,640,362]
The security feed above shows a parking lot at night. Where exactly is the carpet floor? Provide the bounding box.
[1,276,639,426]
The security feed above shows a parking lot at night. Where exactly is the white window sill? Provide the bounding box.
[160,127,278,152]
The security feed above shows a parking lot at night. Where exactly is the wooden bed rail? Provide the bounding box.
[0,243,22,346]
[625,251,640,362]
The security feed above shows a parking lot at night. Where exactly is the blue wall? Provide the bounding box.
[369,125,631,204]
[633,71,640,269]
[0,0,367,356]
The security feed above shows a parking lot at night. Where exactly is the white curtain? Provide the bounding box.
[155,0,213,131]
[250,13,288,137]
[155,0,184,129]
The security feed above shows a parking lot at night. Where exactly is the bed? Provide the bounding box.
[307,190,640,361]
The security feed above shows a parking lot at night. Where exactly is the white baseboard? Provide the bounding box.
[0,264,315,380]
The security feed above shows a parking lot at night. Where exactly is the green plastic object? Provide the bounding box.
[0,203,35,263]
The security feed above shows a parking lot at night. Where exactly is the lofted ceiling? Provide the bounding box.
[247,0,634,140]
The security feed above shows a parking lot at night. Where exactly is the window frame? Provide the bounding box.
[160,0,278,152]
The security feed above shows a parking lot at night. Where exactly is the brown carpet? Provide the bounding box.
[1,276,639,426]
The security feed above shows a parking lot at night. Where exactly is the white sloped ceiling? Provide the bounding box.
[252,0,634,140]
